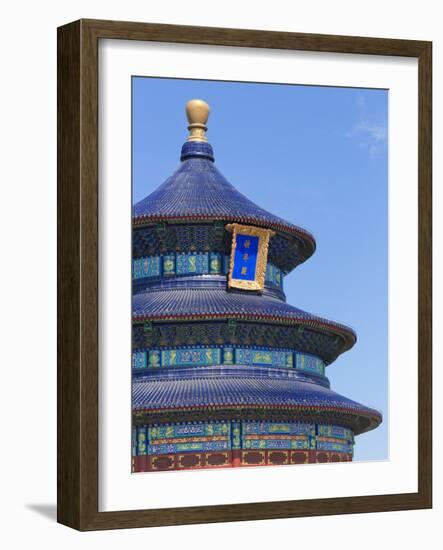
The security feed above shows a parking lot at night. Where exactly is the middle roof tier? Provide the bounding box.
[133,287,356,365]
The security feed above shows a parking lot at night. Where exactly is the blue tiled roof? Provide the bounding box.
[132,287,356,351]
[132,370,382,434]
[133,143,315,253]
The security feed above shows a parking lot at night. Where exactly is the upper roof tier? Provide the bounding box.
[133,99,316,272]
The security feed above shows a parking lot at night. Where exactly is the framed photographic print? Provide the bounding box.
[57,19,432,530]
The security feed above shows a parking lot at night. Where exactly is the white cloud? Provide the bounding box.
[355,120,387,142]
[347,95,388,158]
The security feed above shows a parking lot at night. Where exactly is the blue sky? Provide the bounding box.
[132,77,388,462]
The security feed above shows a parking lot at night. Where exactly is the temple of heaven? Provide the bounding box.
[131,99,382,472]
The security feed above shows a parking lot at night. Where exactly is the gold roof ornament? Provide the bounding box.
[186,99,210,142]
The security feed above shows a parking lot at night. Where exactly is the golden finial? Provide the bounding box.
[186,99,210,142]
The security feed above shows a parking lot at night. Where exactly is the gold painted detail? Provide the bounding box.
[226,223,275,291]
[178,454,202,468]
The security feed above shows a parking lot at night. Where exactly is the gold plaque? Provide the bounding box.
[226,223,275,291]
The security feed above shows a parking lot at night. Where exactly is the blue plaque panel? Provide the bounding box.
[232,234,259,281]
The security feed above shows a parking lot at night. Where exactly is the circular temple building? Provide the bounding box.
[131,99,382,472]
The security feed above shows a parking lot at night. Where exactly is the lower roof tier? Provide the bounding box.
[133,287,356,363]
[132,367,381,435]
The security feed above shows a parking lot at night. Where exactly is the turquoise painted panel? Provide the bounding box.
[133,256,161,279]
[222,254,230,275]
[162,254,176,276]
[137,426,147,456]
[196,253,210,273]
[286,352,294,368]
[132,252,283,287]
[132,351,147,369]
[148,440,230,454]
[235,349,290,368]
[132,426,137,457]
[222,347,234,365]
[148,350,161,368]
[243,422,316,436]
[317,440,352,453]
[176,253,209,274]
[161,348,221,367]
[317,425,353,440]
[231,421,241,449]
[134,347,327,375]
[149,422,229,440]
[137,421,355,457]
[265,263,283,288]
[176,253,190,274]
[244,438,310,450]
[209,252,222,274]
[295,353,325,376]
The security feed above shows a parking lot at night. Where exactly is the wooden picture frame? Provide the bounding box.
[57,18,432,530]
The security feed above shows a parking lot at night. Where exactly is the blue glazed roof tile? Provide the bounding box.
[132,374,382,434]
[132,287,356,351]
[133,146,315,255]
[133,156,292,226]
